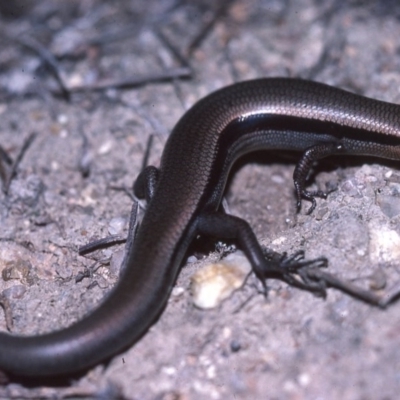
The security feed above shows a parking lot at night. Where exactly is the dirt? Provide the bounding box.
[0,1,400,399]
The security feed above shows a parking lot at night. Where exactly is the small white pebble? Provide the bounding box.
[385,170,393,178]
[172,287,185,297]
[108,217,126,235]
[98,140,113,155]
[271,174,285,184]
[68,73,84,87]
[298,373,311,387]
[51,161,59,171]
[57,114,68,125]
[370,227,400,263]
[271,236,286,245]
[59,129,68,138]
[162,366,176,376]
[206,365,216,379]
[222,327,232,339]
[191,252,251,309]
[187,255,198,263]
[102,249,113,258]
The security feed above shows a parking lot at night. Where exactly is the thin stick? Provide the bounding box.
[304,267,384,307]
[78,235,127,256]
[78,200,139,257]
[187,0,235,56]
[3,132,37,194]
[63,67,191,93]
[16,36,70,101]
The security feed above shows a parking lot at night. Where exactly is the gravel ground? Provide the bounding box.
[1,1,400,399]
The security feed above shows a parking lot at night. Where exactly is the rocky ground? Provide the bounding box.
[0,0,400,399]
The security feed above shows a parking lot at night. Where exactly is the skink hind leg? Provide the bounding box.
[197,212,393,306]
[262,249,328,294]
[294,142,344,214]
[197,212,328,296]
[262,247,390,307]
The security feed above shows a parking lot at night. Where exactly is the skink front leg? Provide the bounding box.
[294,141,345,214]
[133,165,159,203]
[79,166,159,256]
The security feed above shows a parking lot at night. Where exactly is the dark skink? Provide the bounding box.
[2,78,400,377]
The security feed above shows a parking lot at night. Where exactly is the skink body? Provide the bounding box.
[2,78,400,377]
